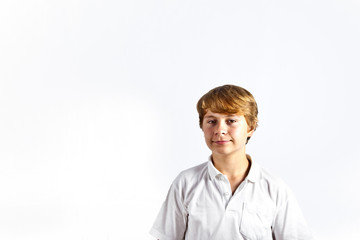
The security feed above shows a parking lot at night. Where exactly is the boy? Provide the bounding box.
[150,85,314,240]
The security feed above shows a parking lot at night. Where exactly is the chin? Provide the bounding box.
[212,150,232,156]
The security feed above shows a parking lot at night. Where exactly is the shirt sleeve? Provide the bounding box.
[150,180,188,240]
[272,187,315,240]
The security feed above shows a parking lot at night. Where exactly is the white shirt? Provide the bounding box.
[150,155,315,240]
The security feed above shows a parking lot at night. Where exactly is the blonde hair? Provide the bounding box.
[196,85,258,132]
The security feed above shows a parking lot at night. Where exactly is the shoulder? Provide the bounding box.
[255,163,286,186]
[252,162,293,205]
[173,161,208,184]
[169,161,208,194]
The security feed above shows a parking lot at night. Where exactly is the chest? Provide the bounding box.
[184,179,276,240]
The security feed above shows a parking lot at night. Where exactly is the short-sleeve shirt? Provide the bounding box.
[150,155,315,240]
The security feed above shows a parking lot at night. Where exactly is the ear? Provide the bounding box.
[247,127,255,137]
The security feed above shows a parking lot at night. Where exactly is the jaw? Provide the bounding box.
[209,142,247,158]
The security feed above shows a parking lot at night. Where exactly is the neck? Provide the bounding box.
[211,151,249,178]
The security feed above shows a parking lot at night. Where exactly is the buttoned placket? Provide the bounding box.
[214,174,249,210]
[214,174,233,208]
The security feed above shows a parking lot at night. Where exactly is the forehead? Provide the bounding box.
[203,110,243,118]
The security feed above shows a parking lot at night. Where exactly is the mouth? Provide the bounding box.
[213,140,231,145]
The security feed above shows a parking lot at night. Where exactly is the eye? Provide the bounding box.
[207,120,216,124]
[227,119,236,124]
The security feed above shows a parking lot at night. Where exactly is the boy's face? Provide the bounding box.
[202,110,254,158]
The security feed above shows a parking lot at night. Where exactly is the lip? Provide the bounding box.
[213,140,231,145]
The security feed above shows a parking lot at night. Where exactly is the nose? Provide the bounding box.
[214,121,227,135]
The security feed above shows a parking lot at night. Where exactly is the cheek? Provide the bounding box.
[203,129,212,139]
[231,128,246,138]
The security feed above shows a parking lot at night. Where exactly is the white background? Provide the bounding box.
[1,0,360,239]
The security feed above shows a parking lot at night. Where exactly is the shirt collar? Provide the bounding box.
[207,157,222,181]
[207,154,260,183]
[246,154,259,183]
